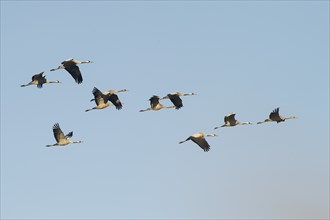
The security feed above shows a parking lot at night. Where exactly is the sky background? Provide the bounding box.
[1,1,329,219]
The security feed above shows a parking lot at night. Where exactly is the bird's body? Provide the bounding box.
[50,58,93,84]
[85,87,123,112]
[161,92,196,109]
[21,72,61,88]
[257,108,297,124]
[214,112,252,129]
[179,132,217,152]
[139,95,175,112]
[46,123,82,147]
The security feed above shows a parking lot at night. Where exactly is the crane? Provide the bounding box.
[214,112,252,129]
[139,95,175,112]
[161,92,196,109]
[257,107,297,124]
[50,58,93,84]
[90,89,128,102]
[85,87,123,112]
[179,132,217,152]
[21,72,60,88]
[46,123,82,147]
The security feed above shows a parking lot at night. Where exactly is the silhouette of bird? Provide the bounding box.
[179,132,217,152]
[46,123,82,147]
[85,87,123,112]
[50,58,93,84]
[214,112,252,129]
[257,107,297,124]
[139,95,175,112]
[161,92,196,109]
[90,89,128,102]
[21,72,60,88]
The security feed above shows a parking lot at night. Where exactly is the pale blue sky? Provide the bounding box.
[1,1,329,219]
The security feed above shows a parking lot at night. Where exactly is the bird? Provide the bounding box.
[46,123,82,147]
[257,107,297,124]
[21,72,61,88]
[214,112,252,129]
[139,95,175,112]
[161,92,196,109]
[50,58,93,84]
[90,89,128,102]
[179,132,218,152]
[85,87,123,112]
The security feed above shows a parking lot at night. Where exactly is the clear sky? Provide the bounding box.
[1,1,329,219]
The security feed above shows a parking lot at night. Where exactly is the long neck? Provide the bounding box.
[240,121,252,125]
[50,65,65,71]
[81,60,92,64]
[284,116,296,120]
[183,93,195,96]
[206,134,217,137]
[47,80,60,84]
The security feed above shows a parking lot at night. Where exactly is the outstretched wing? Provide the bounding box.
[32,72,44,81]
[149,96,160,108]
[190,136,210,152]
[108,94,123,110]
[63,61,83,84]
[65,132,73,138]
[92,87,107,105]
[168,94,183,109]
[269,108,281,121]
[225,113,236,124]
[52,123,65,143]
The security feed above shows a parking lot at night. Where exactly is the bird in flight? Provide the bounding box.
[161,92,196,109]
[50,58,93,84]
[21,72,61,88]
[214,112,252,129]
[179,132,218,152]
[139,95,175,112]
[85,87,123,112]
[257,107,297,124]
[46,123,83,147]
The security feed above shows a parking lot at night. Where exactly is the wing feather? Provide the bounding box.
[63,61,83,84]
[190,136,210,152]
[52,123,65,143]
[168,94,183,109]
[108,94,123,110]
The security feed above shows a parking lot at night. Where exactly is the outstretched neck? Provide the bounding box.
[48,80,61,84]
[285,116,297,120]
[81,60,93,64]
[184,92,196,96]
[206,134,218,137]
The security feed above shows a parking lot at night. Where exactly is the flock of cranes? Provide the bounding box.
[21,58,297,152]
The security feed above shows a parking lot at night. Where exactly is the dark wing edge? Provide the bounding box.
[65,63,83,84]
[190,137,210,152]
[52,123,64,142]
[168,95,183,109]
[108,94,123,110]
